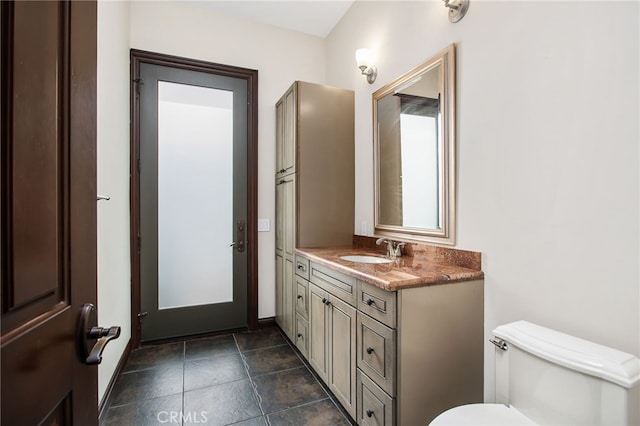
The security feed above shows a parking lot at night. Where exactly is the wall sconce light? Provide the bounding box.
[443,0,469,23]
[355,48,377,84]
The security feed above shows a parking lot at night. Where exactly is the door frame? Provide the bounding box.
[129,49,258,347]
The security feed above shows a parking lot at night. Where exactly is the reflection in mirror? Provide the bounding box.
[374,44,456,244]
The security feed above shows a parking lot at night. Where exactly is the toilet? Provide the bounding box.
[430,320,640,425]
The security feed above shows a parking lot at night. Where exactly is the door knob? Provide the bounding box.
[78,303,121,365]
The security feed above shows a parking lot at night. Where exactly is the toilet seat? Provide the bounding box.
[430,403,537,425]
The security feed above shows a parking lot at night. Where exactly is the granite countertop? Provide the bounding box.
[295,236,484,292]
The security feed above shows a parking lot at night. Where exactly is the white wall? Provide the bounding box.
[97,0,639,406]
[326,0,639,401]
[96,0,131,402]
[128,1,326,319]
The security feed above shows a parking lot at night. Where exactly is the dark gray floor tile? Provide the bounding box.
[253,367,327,414]
[267,399,350,426]
[101,393,183,426]
[184,353,247,391]
[125,342,184,372]
[234,327,285,352]
[110,365,184,406]
[241,345,302,377]
[183,379,261,426]
[227,416,267,426]
[185,334,238,361]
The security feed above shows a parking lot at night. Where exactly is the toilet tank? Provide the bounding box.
[492,321,640,425]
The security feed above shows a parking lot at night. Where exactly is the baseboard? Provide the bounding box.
[258,317,276,328]
[98,338,131,420]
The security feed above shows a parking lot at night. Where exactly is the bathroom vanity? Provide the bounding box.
[293,238,484,425]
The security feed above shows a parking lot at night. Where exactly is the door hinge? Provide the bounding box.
[137,312,148,324]
[133,77,144,95]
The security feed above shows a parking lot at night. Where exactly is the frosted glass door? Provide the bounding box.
[157,81,233,310]
[138,60,249,342]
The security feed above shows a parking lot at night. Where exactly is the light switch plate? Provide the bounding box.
[258,218,270,232]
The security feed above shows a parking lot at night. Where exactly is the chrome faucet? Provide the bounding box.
[376,237,405,259]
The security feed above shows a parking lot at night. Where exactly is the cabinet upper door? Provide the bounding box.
[282,85,296,174]
[275,99,284,174]
[275,84,296,176]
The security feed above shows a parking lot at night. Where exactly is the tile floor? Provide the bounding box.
[101,326,355,426]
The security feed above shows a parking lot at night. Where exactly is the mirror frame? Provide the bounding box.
[373,43,456,245]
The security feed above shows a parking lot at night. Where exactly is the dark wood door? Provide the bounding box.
[1,1,98,424]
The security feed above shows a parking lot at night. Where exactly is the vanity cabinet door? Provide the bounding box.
[309,283,357,418]
[327,294,357,419]
[309,283,329,382]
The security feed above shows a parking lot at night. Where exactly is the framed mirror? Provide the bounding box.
[373,44,456,245]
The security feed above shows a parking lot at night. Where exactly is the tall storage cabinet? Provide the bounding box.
[274,81,354,345]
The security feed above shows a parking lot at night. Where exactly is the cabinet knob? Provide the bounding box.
[297,333,303,338]
[366,347,374,355]
[324,299,331,306]
[322,298,327,304]
[297,295,303,300]
[365,299,375,306]
[366,410,374,418]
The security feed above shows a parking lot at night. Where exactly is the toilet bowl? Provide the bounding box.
[430,321,640,426]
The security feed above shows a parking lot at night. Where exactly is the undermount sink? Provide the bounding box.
[339,255,393,264]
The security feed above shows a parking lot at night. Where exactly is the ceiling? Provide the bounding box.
[194,1,355,38]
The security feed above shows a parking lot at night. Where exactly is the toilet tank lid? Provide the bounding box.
[493,321,640,389]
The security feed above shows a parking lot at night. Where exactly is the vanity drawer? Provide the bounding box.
[357,370,394,426]
[309,262,357,306]
[294,255,310,280]
[295,314,309,359]
[357,312,396,396]
[295,276,309,319]
[358,281,396,329]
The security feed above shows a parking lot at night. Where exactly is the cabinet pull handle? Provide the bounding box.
[366,347,374,355]
[365,299,375,306]
[366,410,374,418]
